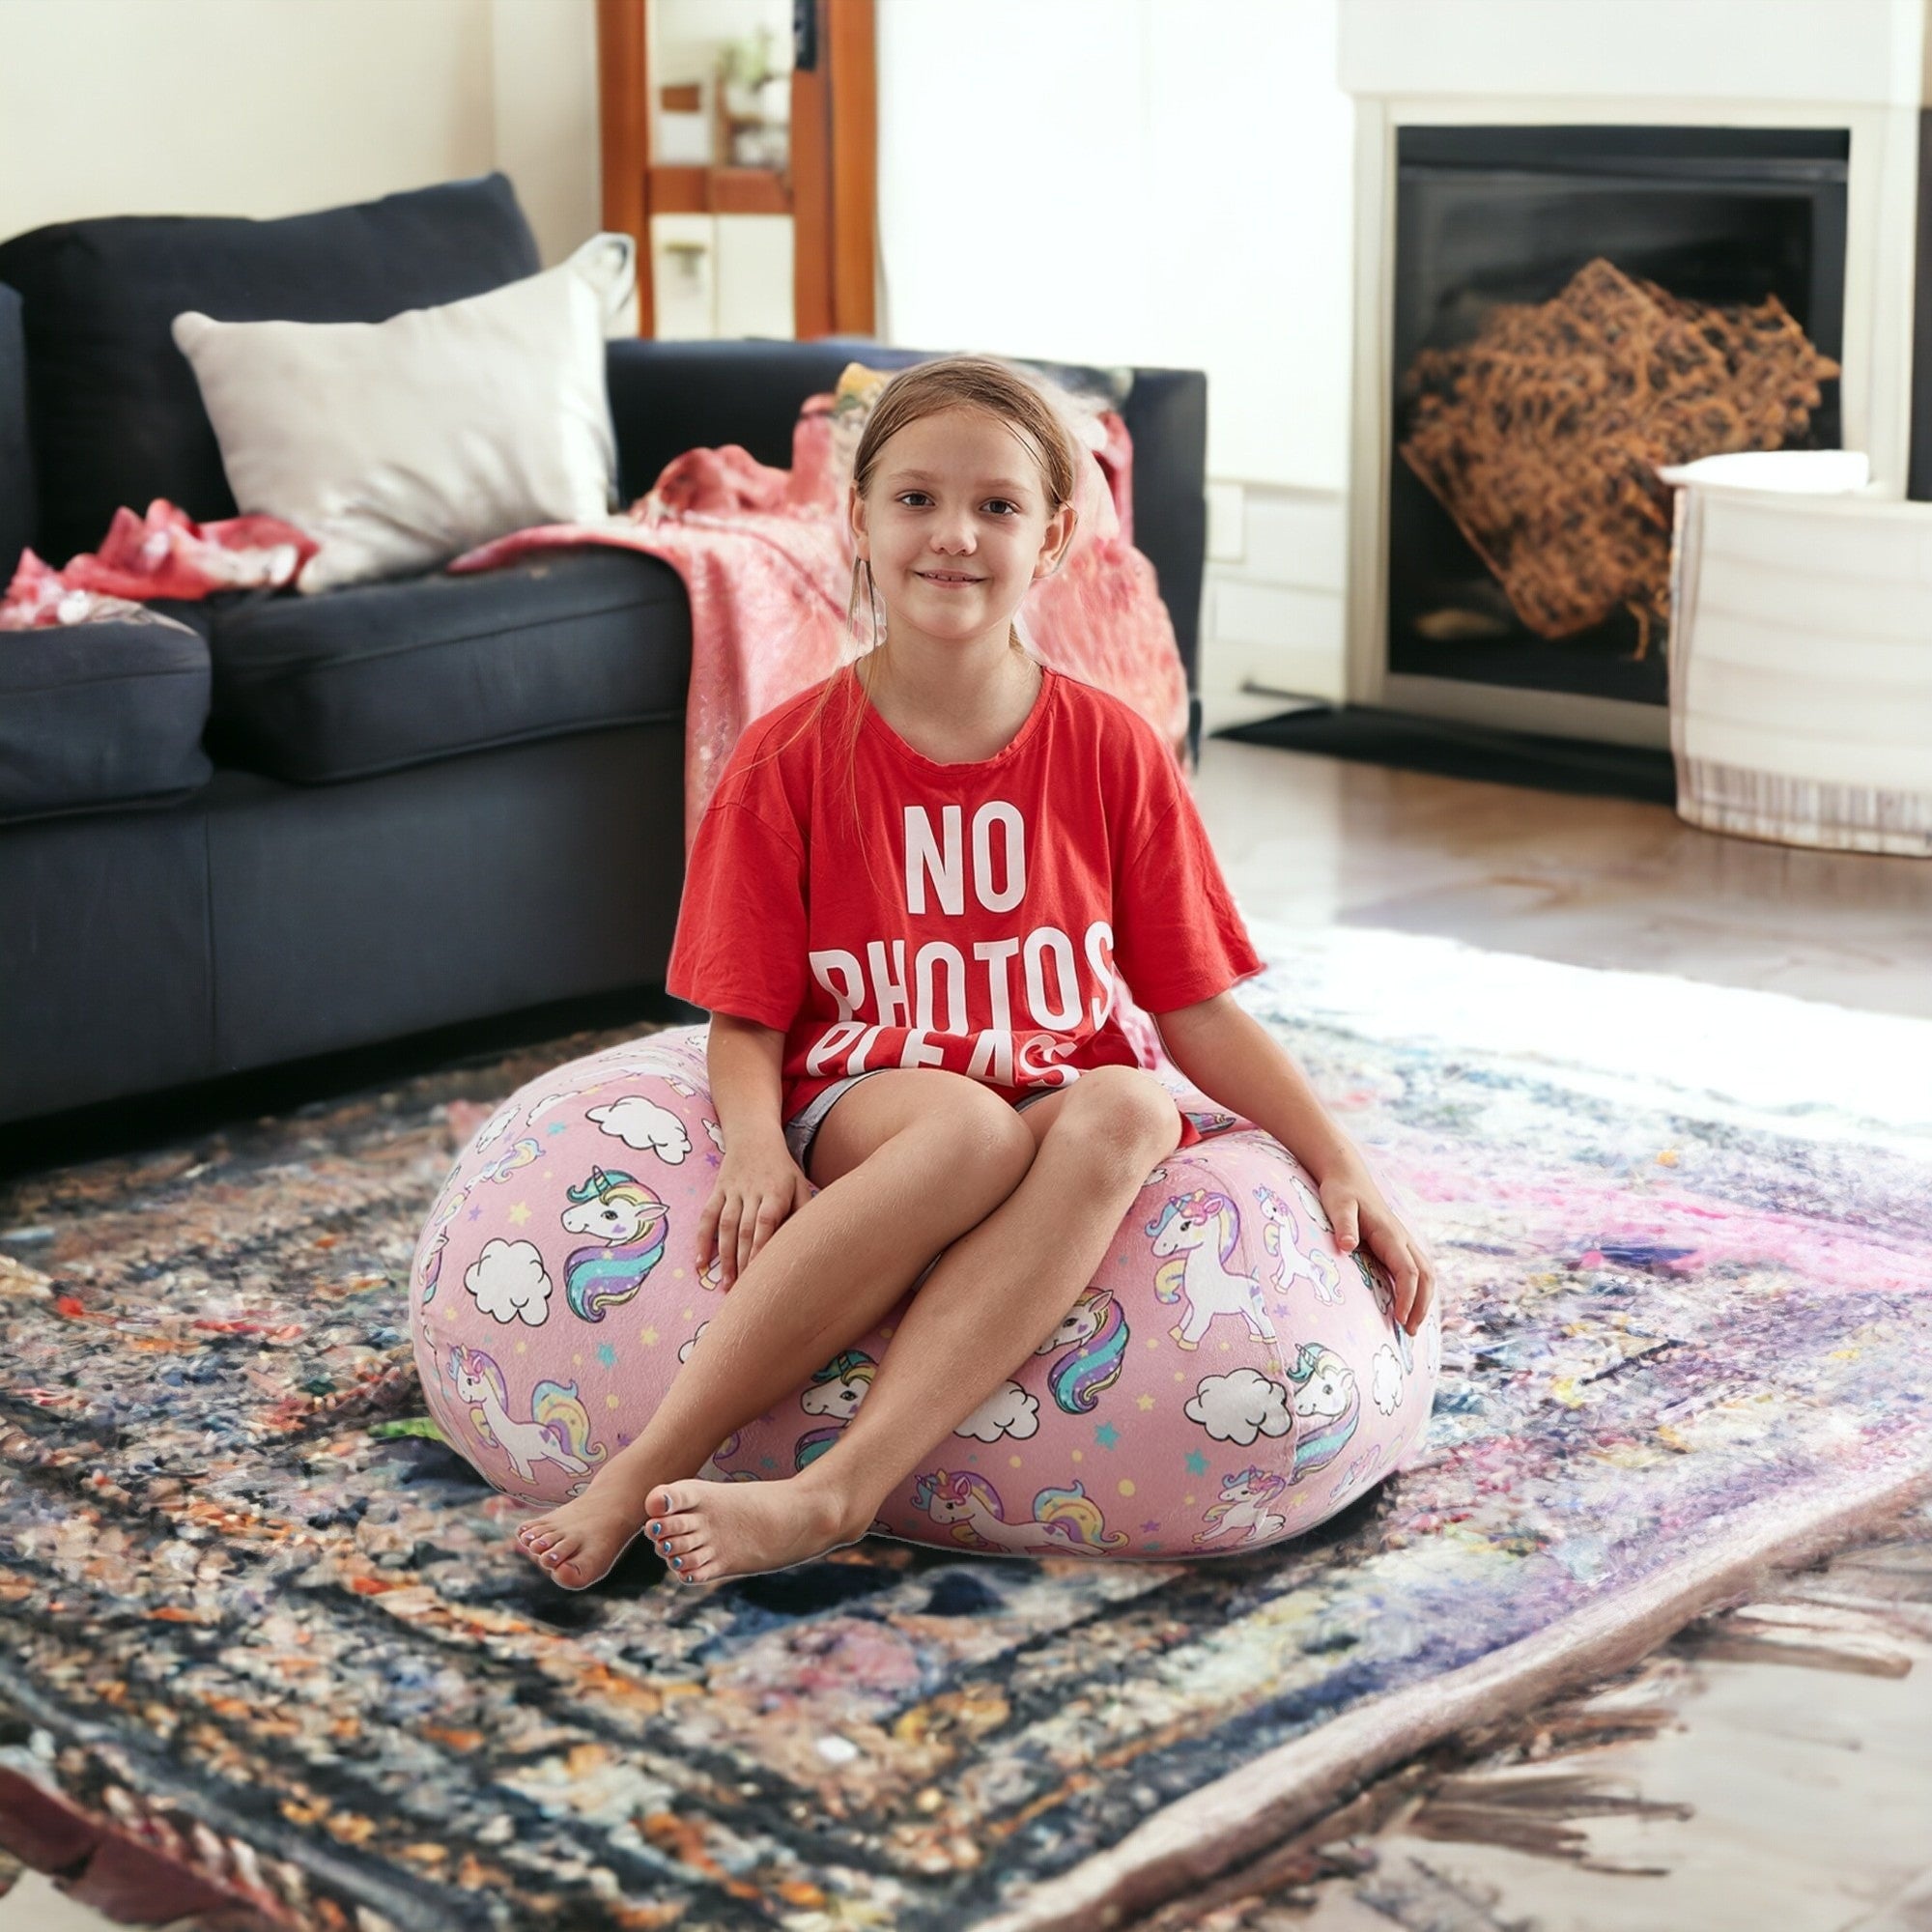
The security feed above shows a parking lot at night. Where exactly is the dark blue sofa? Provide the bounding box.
[0,173,1207,1135]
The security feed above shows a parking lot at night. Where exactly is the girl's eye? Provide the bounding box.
[896,492,931,507]
[983,499,1019,517]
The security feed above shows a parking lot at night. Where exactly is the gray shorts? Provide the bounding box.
[783,1070,1057,1178]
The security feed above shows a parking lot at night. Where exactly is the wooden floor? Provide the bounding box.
[1191,723,1932,1020]
[4,731,1928,1932]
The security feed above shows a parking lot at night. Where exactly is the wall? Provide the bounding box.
[0,0,600,267]
[876,0,1355,718]
[0,0,1344,715]
[489,0,604,264]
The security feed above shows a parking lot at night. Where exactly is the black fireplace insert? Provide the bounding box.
[1389,124,1848,709]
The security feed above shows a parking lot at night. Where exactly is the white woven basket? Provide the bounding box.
[1666,474,1932,857]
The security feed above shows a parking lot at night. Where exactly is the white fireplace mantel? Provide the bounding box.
[1337,0,1926,748]
[1339,0,1928,109]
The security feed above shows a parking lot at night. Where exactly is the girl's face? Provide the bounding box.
[850,406,1074,656]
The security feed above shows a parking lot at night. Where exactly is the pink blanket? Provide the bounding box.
[0,500,316,631]
[448,391,1193,856]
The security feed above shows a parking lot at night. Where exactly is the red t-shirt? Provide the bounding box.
[666,661,1264,1135]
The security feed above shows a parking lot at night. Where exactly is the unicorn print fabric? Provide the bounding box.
[410,1025,1442,1557]
[665,662,1262,1132]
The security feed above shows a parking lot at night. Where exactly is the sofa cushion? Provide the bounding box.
[206,551,690,783]
[0,174,540,566]
[0,613,213,821]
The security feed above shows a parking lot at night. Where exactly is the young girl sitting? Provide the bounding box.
[517,355,1435,1590]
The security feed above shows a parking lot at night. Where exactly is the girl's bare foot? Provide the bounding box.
[647,1472,872,1585]
[517,1476,676,1591]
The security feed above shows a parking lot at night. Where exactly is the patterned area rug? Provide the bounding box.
[1,924,1928,1932]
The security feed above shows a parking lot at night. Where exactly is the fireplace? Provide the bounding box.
[1388,125,1847,713]
[1339,0,1921,753]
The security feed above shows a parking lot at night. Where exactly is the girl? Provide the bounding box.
[517,356,1435,1590]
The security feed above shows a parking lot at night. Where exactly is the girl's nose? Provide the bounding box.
[930,516,975,554]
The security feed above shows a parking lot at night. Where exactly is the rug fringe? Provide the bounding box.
[979,1447,1932,1932]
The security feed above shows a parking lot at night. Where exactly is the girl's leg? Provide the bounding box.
[517,1068,1036,1587]
[648,1066,1184,1584]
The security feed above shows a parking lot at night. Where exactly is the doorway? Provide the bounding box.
[595,0,876,339]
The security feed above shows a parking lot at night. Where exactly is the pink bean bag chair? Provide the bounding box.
[410,1025,1441,1559]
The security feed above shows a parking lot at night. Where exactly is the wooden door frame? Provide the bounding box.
[595,0,876,339]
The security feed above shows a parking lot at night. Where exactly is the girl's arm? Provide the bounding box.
[702,1014,811,1287]
[1152,992,1435,1335]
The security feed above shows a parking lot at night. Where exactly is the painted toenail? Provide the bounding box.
[671,1556,682,1567]
[648,1521,660,1534]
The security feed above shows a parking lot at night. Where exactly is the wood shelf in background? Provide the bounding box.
[647,165,791,216]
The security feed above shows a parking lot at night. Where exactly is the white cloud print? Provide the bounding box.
[466,1238,554,1326]
[1372,1343,1404,1416]
[470,1101,520,1151]
[1185,1367,1293,1445]
[954,1380,1039,1441]
[587,1095,693,1163]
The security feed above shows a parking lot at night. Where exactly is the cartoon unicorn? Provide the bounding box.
[559,1166,670,1321]
[908,1469,1131,1552]
[1033,1286,1129,1414]
[1194,1465,1292,1547]
[1290,1172,1329,1232]
[1358,1250,1414,1371]
[1147,1188,1275,1350]
[1252,1183,1345,1306]
[477,1138,542,1185]
[415,1182,470,1307]
[447,1343,603,1489]
[1335,1439,1387,1501]
[793,1349,877,1469]
[416,1125,542,1308]
[691,1422,762,1484]
[1283,1341,1361,1482]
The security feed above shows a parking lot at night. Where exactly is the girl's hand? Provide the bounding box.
[697,1137,813,1290]
[1317,1156,1435,1337]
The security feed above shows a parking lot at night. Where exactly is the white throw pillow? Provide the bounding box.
[172,234,630,594]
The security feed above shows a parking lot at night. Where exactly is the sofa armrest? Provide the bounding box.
[0,284,36,583]
[1117,366,1208,694]
[603,336,1208,692]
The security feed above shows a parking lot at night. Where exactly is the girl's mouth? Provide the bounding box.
[918,570,983,586]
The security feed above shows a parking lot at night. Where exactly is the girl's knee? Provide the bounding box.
[1050,1066,1181,1176]
[897,1077,1035,1216]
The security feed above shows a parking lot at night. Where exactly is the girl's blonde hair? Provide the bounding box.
[852,355,1081,550]
[738,355,1084,893]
